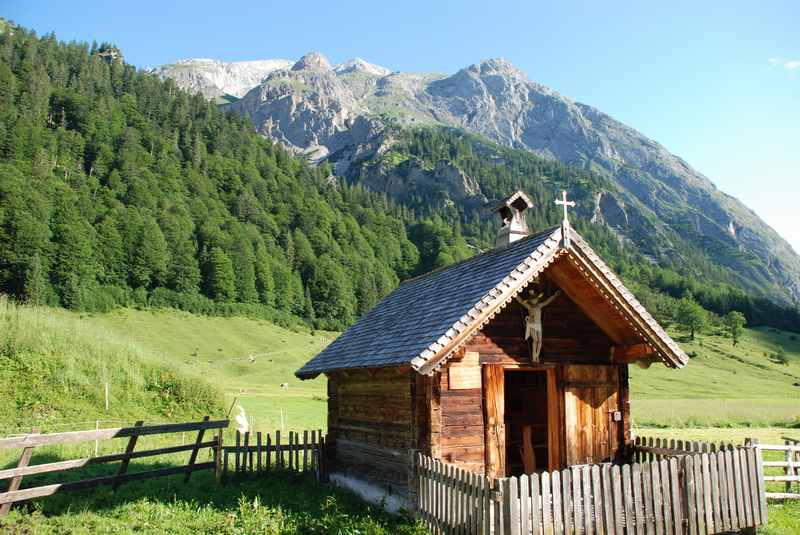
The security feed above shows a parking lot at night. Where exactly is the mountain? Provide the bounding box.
[158,52,800,306]
[151,57,293,99]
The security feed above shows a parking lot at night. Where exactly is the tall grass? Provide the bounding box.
[0,296,223,432]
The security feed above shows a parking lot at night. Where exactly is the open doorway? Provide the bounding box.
[504,370,549,476]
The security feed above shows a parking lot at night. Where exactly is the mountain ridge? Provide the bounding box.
[168,52,800,304]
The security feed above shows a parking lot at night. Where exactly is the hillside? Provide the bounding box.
[216,52,800,305]
[0,298,223,432]
[41,306,799,431]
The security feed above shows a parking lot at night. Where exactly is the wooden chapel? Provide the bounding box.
[296,190,688,508]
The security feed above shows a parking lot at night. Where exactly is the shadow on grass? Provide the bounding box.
[2,453,419,532]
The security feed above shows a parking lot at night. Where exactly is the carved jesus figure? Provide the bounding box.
[515,289,561,362]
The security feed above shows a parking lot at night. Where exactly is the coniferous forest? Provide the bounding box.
[0,24,798,332]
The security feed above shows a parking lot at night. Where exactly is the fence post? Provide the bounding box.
[214,427,223,485]
[0,427,39,516]
[184,415,210,483]
[113,420,143,491]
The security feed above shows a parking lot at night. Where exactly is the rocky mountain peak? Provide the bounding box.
[333,58,391,77]
[292,52,332,71]
[471,57,525,77]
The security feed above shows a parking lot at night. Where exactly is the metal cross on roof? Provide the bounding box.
[555,190,576,246]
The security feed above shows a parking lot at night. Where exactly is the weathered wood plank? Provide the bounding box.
[652,460,664,535]
[716,451,730,531]
[709,450,721,531]
[520,474,531,535]
[531,472,542,535]
[113,420,143,491]
[659,460,673,535]
[591,465,605,535]
[633,463,645,535]
[0,462,215,506]
[668,458,682,535]
[642,462,655,535]
[580,466,593,535]
[611,465,624,535]
[552,469,564,535]
[186,416,211,482]
[683,456,697,535]
[622,464,635,535]
[701,453,714,533]
[572,467,583,533]
[562,468,573,535]
[542,471,553,535]
[0,429,37,516]
[601,464,615,535]
[739,448,753,528]
[484,365,505,480]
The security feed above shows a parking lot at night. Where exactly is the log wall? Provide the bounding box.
[327,367,415,496]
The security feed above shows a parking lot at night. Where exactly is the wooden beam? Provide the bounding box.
[0,419,229,450]
[0,441,217,480]
[546,260,637,345]
[483,365,505,478]
[0,428,38,515]
[611,344,655,363]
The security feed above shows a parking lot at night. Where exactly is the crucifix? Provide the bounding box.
[555,190,576,247]
[515,285,561,362]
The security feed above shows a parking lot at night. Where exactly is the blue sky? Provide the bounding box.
[4,0,799,251]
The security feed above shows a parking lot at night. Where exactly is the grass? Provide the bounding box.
[77,308,800,431]
[1,303,798,532]
[79,307,333,432]
[0,468,427,534]
[630,327,800,428]
[0,298,222,433]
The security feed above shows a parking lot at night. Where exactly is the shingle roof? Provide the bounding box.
[296,225,689,379]
[296,227,562,378]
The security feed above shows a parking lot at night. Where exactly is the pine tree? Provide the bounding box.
[205,247,236,302]
[23,252,47,305]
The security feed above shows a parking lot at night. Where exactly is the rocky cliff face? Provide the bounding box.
[152,58,293,99]
[158,53,800,303]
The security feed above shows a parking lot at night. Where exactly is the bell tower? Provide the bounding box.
[494,191,533,247]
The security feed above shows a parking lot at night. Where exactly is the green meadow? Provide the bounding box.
[1,301,798,533]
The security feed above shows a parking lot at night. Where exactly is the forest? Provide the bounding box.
[0,23,798,333]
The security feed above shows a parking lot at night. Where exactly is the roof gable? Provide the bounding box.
[296,226,688,378]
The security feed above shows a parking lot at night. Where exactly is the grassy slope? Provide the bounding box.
[630,328,800,427]
[80,308,332,431]
[0,299,223,433]
[73,307,800,430]
[1,305,798,533]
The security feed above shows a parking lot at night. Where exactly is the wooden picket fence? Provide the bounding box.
[0,417,228,515]
[415,438,767,535]
[221,429,326,481]
[416,453,493,534]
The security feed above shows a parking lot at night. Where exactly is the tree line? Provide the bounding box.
[0,23,797,335]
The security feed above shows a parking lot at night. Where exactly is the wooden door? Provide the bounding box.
[564,364,621,465]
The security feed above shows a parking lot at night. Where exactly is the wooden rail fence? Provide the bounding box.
[0,417,228,515]
[415,441,767,535]
[222,429,326,481]
[756,436,800,500]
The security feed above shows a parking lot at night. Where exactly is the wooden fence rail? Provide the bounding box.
[415,443,767,535]
[221,429,326,481]
[0,417,228,515]
[756,437,800,500]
